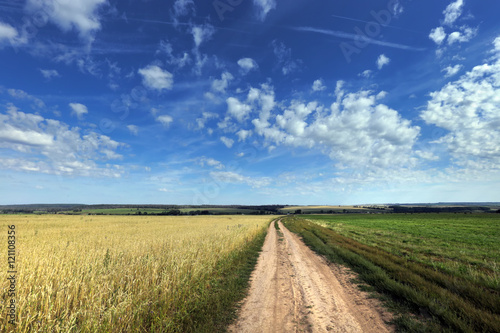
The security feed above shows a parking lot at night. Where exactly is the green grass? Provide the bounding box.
[306,213,500,290]
[283,214,500,333]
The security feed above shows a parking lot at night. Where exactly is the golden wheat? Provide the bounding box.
[0,215,271,332]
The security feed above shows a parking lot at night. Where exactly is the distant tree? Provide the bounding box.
[294,209,302,214]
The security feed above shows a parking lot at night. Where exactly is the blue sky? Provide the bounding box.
[1,0,499,205]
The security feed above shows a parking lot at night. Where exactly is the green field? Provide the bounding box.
[306,213,500,289]
[283,213,500,332]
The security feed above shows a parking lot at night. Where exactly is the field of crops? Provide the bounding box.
[0,215,272,332]
[283,213,500,332]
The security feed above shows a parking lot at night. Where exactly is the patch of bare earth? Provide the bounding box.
[229,220,394,333]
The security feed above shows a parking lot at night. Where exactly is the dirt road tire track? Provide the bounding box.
[229,220,394,333]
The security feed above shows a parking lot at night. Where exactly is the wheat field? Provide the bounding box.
[0,215,272,332]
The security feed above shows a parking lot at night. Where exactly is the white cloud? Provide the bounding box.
[236,129,252,141]
[127,125,138,135]
[0,22,18,44]
[227,97,252,123]
[138,65,173,91]
[173,0,195,17]
[442,64,463,78]
[421,44,500,169]
[191,24,215,48]
[359,70,373,78]
[312,79,326,92]
[157,115,173,127]
[199,157,224,170]
[429,27,447,45]
[211,71,234,94]
[0,105,124,177]
[253,0,276,21]
[447,27,477,45]
[220,136,234,148]
[443,0,464,26]
[210,171,271,188]
[415,150,440,161]
[377,54,390,70]
[25,0,107,42]
[237,58,258,74]
[69,103,88,119]
[243,82,420,170]
[40,69,60,79]
[391,0,404,16]
[196,112,218,129]
[494,37,500,54]
[272,40,300,75]
[7,89,46,109]
[159,41,191,69]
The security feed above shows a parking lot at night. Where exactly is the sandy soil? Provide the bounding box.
[228,220,394,333]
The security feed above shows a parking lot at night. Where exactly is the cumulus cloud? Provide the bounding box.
[272,40,300,75]
[312,79,326,92]
[210,171,271,188]
[442,64,463,78]
[253,0,276,21]
[173,0,195,17]
[421,40,500,169]
[138,65,173,91]
[227,97,252,123]
[196,112,218,129]
[359,70,373,78]
[237,58,258,74]
[199,157,224,170]
[211,71,234,94]
[447,27,477,45]
[494,37,500,53]
[25,0,107,42]
[191,23,215,48]
[429,27,447,45]
[377,54,390,70]
[443,0,464,26]
[0,105,124,177]
[220,136,234,148]
[7,89,46,110]
[236,129,252,141]
[158,40,191,69]
[156,115,173,127]
[127,125,138,135]
[40,69,60,79]
[0,22,18,44]
[69,102,88,119]
[233,82,421,170]
[391,0,404,16]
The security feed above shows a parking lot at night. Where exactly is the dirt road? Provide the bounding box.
[229,220,393,333]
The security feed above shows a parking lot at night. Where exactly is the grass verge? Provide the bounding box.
[282,216,500,333]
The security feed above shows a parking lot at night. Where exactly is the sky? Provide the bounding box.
[0,0,499,205]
